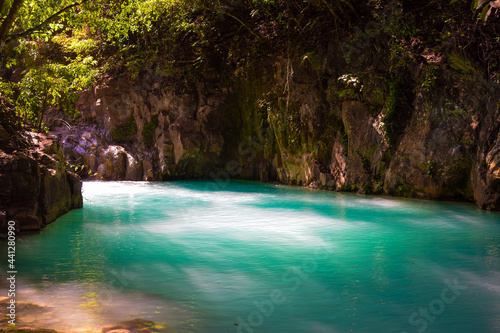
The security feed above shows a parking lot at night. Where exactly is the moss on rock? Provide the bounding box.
[111,116,138,142]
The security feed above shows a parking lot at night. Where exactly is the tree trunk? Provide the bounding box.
[0,0,24,50]
[0,0,7,15]
[38,95,48,131]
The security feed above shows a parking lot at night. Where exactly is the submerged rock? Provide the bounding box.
[102,319,163,333]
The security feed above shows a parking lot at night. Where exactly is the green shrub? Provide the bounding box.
[111,116,137,142]
[425,159,437,178]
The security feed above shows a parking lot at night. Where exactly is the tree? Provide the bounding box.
[1,0,99,130]
[0,0,90,52]
[0,0,23,50]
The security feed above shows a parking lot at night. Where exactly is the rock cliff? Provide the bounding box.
[42,4,500,211]
[0,126,83,232]
[51,71,226,181]
[49,44,500,210]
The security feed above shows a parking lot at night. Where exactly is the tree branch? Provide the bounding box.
[6,0,89,43]
[0,0,24,48]
[0,0,7,15]
[220,10,263,41]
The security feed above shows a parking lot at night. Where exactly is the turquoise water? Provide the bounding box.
[2,180,500,332]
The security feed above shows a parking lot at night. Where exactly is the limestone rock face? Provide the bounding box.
[383,95,476,200]
[472,102,500,209]
[341,100,388,189]
[50,45,500,210]
[0,133,82,232]
[51,72,226,181]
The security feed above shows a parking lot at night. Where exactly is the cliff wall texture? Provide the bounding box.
[0,126,82,232]
[50,41,500,209]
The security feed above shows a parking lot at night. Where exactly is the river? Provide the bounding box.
[1,180,500,332]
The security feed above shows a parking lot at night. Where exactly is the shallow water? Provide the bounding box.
[2,180,500,332]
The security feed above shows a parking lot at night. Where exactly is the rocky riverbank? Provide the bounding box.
[0,127,82,233]
[0,299,164,333]
[0,280,167,333]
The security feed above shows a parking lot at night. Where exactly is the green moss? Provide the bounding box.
[448,155,470,176]
[360,145,378,173]
[223,69,275,162]
[365,145,378,161]
[444,154,471,187]
[382,76,412,147]
[335,87,360,100]
[362,182,373,194]
[394,183,415,198]
[421,65,442,95]
[111,116,137,142]
[449,52,476,74]
[271,101,306,154]
[382,79,399,145]
[169,149,219,179]
[361,156,371,172]
[340,184,358,192]
[142,115,159,148]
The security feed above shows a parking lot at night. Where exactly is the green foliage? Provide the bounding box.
[425,159,437,178]
[470,0,497,21]
[444,154,471,182]
[1,0,100,129]
[2,0,362,117]
[362,182,373,194]
[3,56,98,128]
[372,1,416,73]
[0,78,15,105]
[142,114,159,148]
[52,31,99,56]
[381,75,412,147]
[301,52,320,70]
[340,184,358,192]
[449,52,476,74]
[336,74,363,101]
[421,65,443,95]
[394,182,415,197]
[111,116,137,142]
[15,0,75,31]
[375,180,384,194]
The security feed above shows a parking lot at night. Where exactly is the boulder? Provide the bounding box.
[0,134,83,233]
